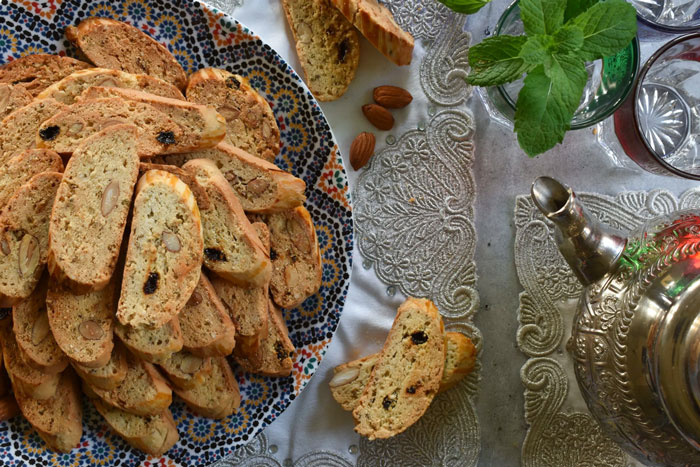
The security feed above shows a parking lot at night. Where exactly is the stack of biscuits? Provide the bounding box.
[0,17,322,456]
[281,0,415,101]
[329,298,477,439]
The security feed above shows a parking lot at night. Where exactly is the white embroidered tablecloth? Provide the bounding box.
[204,0,482,466]
[199,1,700,465]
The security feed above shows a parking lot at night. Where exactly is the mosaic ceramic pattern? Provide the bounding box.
[0,0,353,465]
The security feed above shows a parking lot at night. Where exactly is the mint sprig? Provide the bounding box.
[466,0,637,156]
[437,0,493,14]
[468,35,532,86]
[573,0,638,61]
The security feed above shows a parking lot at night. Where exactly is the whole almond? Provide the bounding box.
[362,104,394,131]
[187,291,202,307]
[350,132,376,170]
[329,366,360,388]
[101,180,120,217]
[31,312,50,346]
[18,234,39,278]
[79,320,104,341]
[373,86,413,108]
[247,178,270,195]
[180,354,203,374]
[161,230,181,253]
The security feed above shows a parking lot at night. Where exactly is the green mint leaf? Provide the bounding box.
[564,0,598,23]
[437,0,493,14]
[514,56,587,156]
[467,35,533,86]
[572,0,637,61]
[519,0,567,36]
[519,35,551,65]
[553,25,584,55]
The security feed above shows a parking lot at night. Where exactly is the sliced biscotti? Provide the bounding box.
[36,97,217,158]
[186,68,280,162]
[281,0,360,101]
[330,332,476,411]
[85,352,172,416]
[329,0,414,66]
[117,169,203,328]
[172,356,240,418]
[81,87,226,149]
[0,54,90,97]
[114,318,183,364]
[46,279,116,369]
[72,342,128,391]
[0,99,66,164]
[329,354,375,411]
[48,125,140,292]
[156,143,306,213]
[260,206,322,308]
[66,18,187,90]
[353,298,446,440]
[237,299,295,377]
[0,149,63,210]
[0,84,33,120]
[91,398,179,456]
[14,369,83,453]
[209,274,266,363]
[179,274,235,357]
[0,172,62,306]
[439,331,476,392]
[36,68,185,104]
[159,350,212,389]
[12,277,68,374]
[0,318,61,400]
[210,222,270,365]
[182,159,270,286]
[36,98,180,157]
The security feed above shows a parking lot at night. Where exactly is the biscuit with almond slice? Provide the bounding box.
[48,125,140,293]
[117,169,203,328]
[0,172,62,306]
[186,68,280,162]
[66,19,187,90]
[36,68,185,104]
[0,54,90,97]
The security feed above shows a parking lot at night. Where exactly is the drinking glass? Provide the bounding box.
[478,0,640,130]
[630,0,700,33]
[605,33,700,178]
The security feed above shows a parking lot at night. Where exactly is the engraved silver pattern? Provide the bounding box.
[515,188,700,466]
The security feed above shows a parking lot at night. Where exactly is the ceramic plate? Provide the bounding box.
[0,0,353,465]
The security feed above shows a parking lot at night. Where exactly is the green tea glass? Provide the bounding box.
[483,0,640,130]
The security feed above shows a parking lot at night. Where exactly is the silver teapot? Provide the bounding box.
[531,176,700,466]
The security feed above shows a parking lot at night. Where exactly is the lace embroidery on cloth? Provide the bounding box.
[215,1,481,465]
[202,0,243,12]
[352,5,481,467]
[514,188,700,467]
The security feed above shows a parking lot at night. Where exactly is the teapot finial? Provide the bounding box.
[531,176,627,286]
